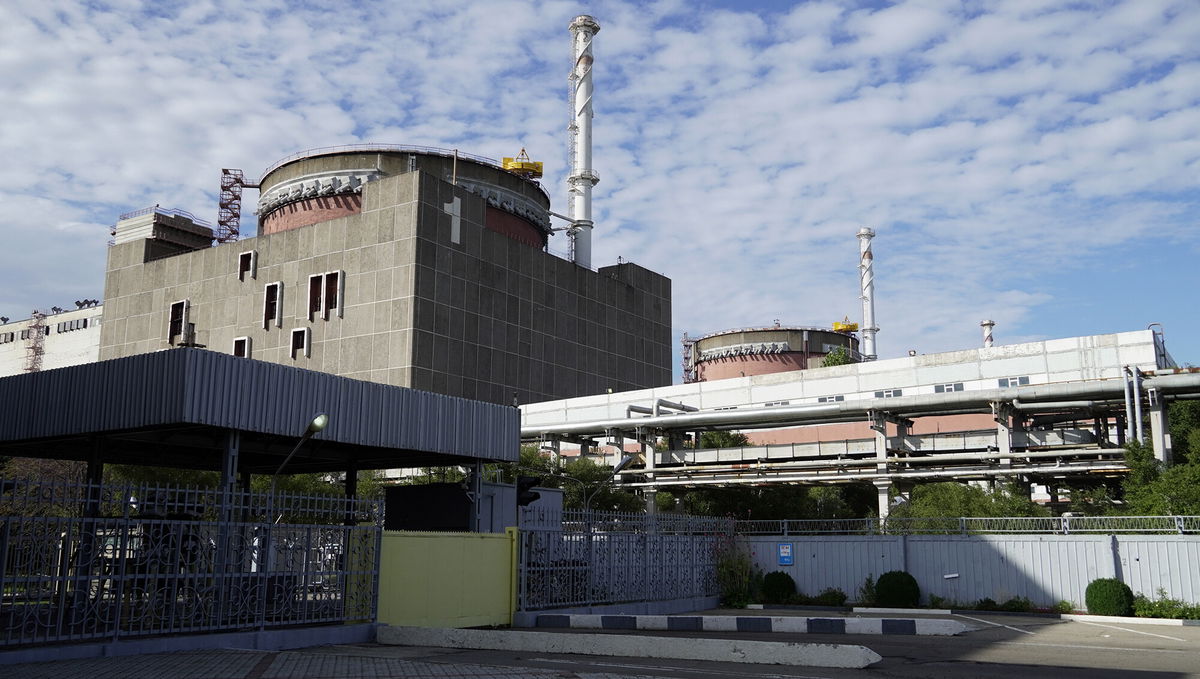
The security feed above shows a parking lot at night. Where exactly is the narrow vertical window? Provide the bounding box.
[263,282,283,329]
[324,270,342,319]
[232,336,251,358]
[308,274,323,321]
[290,327,310,359]
[238,250,258,281]
[168,300,188,344]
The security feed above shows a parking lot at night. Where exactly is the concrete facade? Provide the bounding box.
[99,165,671,405]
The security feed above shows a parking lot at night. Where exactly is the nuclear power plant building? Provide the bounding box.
[98,147,672,404]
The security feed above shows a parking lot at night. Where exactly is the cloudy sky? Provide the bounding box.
[2,0,1197,377]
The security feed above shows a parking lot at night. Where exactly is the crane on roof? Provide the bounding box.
[502,149,543,179]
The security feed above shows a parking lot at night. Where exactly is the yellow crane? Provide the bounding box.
[502,148,543,179]
[833,316,859,333]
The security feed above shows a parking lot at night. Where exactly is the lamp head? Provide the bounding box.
[307,413,329,433]
[612,455,635,475]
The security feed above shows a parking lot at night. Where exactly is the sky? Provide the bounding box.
[2,0,1197,379]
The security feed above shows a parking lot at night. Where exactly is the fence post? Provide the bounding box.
[1175,516,1185,535]
[959,518,967,536]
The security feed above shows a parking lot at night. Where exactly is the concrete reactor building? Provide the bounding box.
[92,15,672,405]
[99,144,671,405]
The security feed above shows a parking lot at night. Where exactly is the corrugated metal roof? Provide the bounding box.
[0,348,518,471]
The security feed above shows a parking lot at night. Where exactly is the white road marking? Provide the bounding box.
[996,641,1193,654]
[1075,621,1187,642]
[530,657,829,678]
[954,614,1037,635]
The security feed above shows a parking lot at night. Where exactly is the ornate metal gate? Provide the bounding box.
[0,479,381,647]
[517,510,728,611]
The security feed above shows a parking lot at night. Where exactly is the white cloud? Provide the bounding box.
[0,0,1197,373]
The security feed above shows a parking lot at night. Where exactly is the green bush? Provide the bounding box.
[1134,589,1200,620]
[875,571,920,608]
[974,597,999,611]
[858,575,877,606]
[1085,578,1135,616]
[1000,596,1032,613]
[716,547,756,608]
[813,587,848,607]
[1053,600,1074,614]
[761,571,797,604]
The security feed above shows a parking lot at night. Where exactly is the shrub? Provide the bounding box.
[1053,600,1074,614]
[974,597,998,611]
[1134,589,1200,620]
[858,575,877,606]
[813,587,848,607]
[716,547,756,608]
[1085,578,1134,616]
[1000,596,1032,613]
[761,571,797,604]
[875,571,920,608]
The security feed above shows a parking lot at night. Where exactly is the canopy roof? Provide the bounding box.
[0,348,518,474]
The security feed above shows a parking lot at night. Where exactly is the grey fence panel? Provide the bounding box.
[1117,536,1200,605]
[745,534,1200,609]
[904,536,1113,608]
[747,536,902,600]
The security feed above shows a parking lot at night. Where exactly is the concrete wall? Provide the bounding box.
[0,308,102,378]
[99,168,672,405]
[745,534,1200,610]
[378,530,517,628]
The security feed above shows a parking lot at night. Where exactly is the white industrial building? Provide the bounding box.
[0,304,103,378]
[521,329,1197,518]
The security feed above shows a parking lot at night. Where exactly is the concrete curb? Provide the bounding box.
[378,625,882,669]
[1061,613,1200,627]
[535,614,971,636]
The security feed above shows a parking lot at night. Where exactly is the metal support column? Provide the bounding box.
[993,401,1013,468]
[1146,388,1172,464]
[639,428,657,515]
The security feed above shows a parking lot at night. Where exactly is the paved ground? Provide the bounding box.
[6,612,1200,678]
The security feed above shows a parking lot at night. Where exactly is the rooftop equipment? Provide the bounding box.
[502,149,544,179]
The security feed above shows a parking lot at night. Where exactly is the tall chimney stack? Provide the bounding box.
[857,227,878,360]
[981,319,995,348]
[568,15,600,269]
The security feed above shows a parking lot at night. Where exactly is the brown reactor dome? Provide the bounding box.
[255,145,551,247]
[689,325,860,381]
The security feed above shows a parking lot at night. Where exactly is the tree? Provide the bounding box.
[821,346,855,367]
[888,481,1049,518]
[699,431,750,448]
[558,456,643,512]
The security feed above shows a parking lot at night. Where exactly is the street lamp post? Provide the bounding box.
[581,455,633,609]
[269,413,329,523]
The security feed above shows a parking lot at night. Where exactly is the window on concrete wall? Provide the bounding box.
[232,336,251,358]
[998,376,1030,388]
[308,274,323,321]
[934,382,965,393]
[0,332,15,344]
[874,388,902,398]
[263,282,283,329]
[308,270,345,321]
[764,400,790,407]
[324,270,343,320]
[238,250,258,281]
[817,395,845,403]
[290,327,310,359]
[168,299,189,344]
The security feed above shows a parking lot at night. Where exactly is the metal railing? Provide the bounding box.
[116,206,213,227]
[735,515,1200,536]
[0,479,381,648]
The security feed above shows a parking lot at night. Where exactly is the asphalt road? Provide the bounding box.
[470,612,1200,678]
[5,613,1198,678]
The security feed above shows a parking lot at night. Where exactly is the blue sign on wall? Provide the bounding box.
[777,542,794,566]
